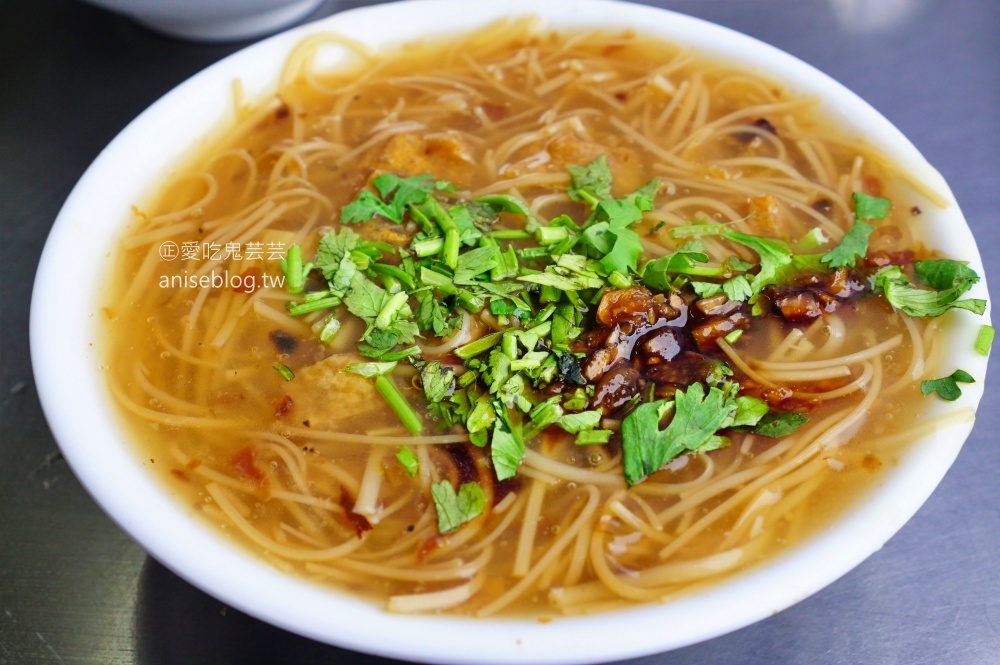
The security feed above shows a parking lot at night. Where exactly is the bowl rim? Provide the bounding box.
[30,0,991,663]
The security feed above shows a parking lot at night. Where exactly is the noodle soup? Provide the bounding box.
[102,20,986,618]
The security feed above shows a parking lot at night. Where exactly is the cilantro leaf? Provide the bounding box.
[580,191,656,275]
[316,228,360,278]
[597,224,644,276]
[554,350,586,386]
[625,179,660,211]
[641,243,727,290]
[315,228,364,296]
[689,281,724,298]
[874,265,986,317]
[722,231,796,296]
[726,395,769,428]
[558,409,603,434]
[852,191,893,220]
[341,190,398,224]
[567,156,613,205]
[752,411,808,438]
[418,360,455,403]
[431,480,486,534]
[341,173,447,225]
[448,204,485,246]
[414,290,460,337]
[373,172,435,207]
[920,369,975,401]
[621,383,736,486]
[723,275,754,302]
[672,225,800,303]
[454,245,501,284]
[821,220,875,268]
[914,259,980,291]
[491,411,524,481]
[344,273,388,320]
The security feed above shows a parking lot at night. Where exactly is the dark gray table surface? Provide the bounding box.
[2,1,998,663]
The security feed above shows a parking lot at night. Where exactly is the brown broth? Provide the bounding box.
[103,23,946,617]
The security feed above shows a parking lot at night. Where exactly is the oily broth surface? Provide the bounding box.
[104,25,939,616]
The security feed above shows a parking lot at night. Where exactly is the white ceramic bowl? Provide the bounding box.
[79,0,323,42]
[31,1,991,663]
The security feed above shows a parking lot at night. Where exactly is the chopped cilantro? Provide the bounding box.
[315,228,360,284]
[520,254,605,291]
[317,315,342,344]
[342,190,397,224]
[280,161,988,501]
[431,480,486,534]
[875,265,986,317]
[344,361,422,433]
[976,324,995,356]
[920,369,975,401]
[396,446,419,477]
[730,395,769,427]
[414,290,460,337]
[752,411,808,438]
[454,245,501,284]
[417,360,455,403]
[914,259,980,291]
[344,273,388,320]
[852,191,893,221]
[575,429,612,445]
[723,275,754,302]
[621,383,736,486]
[273,363,295,381]
[491,411,524,481]
[279,245,313,294]
[343,361,398,378]
[796,227,831,252]
[821,220,874,268]
[567,155,613,205]
[554,351,586,386]
[558,409,603,434]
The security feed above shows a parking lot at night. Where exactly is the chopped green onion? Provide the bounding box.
[273,363,295,381]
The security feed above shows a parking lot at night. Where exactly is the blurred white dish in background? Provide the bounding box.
[79,0,324,41]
